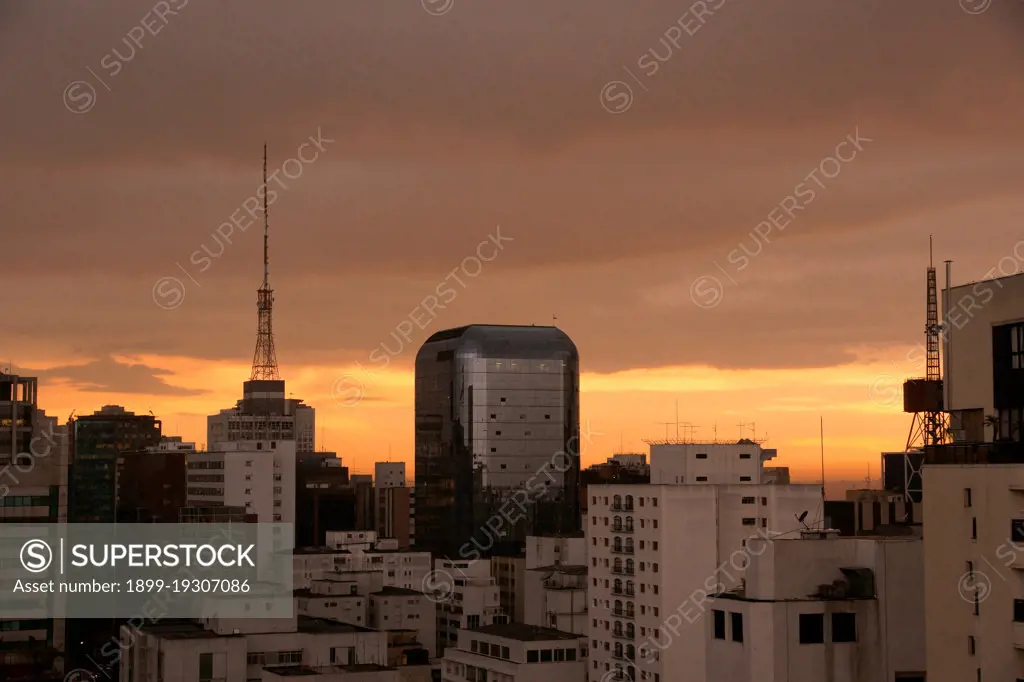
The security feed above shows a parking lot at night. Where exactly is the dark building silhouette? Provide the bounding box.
[414,324,580,558]
[295,452,352,546]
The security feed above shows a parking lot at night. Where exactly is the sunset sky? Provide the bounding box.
[2,0,1023,481]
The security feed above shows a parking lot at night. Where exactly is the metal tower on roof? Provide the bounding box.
[250,143,281,381]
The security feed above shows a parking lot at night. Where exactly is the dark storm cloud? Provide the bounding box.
[23,356,207,396]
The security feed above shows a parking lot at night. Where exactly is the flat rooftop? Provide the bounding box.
[267,664,395,676]
[469,623,582,642]
[372,586,424,596]
[136,620,243,640]
[298,615,376,634]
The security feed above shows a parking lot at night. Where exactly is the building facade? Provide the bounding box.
[587,483,824,682]
[415,325,580,558]
[943,271,1024,442]
[208,379,316,452]
[648,440,776,486]
[441,623,587,682]
[923,460,1024,681]
[706,533,925,682]
[186,439,296,524]
[0,373,68,681]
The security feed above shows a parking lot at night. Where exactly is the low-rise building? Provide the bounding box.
[434,559,504,654]
[441,623,587,682]
[370,587,437,658]
[705,532,925,682]
[117,616,388,682]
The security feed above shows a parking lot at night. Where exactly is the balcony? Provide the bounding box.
[612,525,634,534]
[612,608,635,620]
[612,650,635,662]
[611,567,635,576]
[611,502,623,511]
[611,587,635,597]
[612,629,635,641]
[611,547,635,555]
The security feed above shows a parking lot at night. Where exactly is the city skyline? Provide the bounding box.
[4,0,1024,480]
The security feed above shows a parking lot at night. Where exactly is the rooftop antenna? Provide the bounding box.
[250,142,281,381]
[675,400,680,440]
[820,416,826,501]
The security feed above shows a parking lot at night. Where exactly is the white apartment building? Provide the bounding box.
[943,270,1024,441]
[263,664,401,682]
[523,535,588,635]
[118,615,388,682]
[293,542,432,592]
[923,462,1024,681]
[186,439,296,524]
[370,587,439,658]
[435,558,505,654]
[376,462,406,487]
[648,439,777,485]
[587,483,823,682]
[208,396,315,452]
[706,532,925,682]
[442,623,587,682]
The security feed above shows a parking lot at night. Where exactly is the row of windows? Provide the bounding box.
[0,495,49,507]
[592,518,659,532]
[593,557,659,573]
[711,610,855,644]
[677,476,753,483]
[592,495,657,510]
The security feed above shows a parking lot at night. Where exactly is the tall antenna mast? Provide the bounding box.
[820,416,826,501]
[250,143,281,381]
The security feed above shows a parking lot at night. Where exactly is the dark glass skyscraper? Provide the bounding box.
[414,324,580,558]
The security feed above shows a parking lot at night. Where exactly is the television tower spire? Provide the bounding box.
[251,143,280,381]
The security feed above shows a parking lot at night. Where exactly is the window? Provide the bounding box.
[739,476,752,482]
[712,610,725,639]
[527,650,539,663]
[731,612,743,642]
[471,641,479,653]
[742,518,756,526]
[799,614,824,644]
[1011,519,1024,543]
[566,648,576,661]
[501,647,509,659]
[741,497,755,504]
[832,613,856,642]
[696,453,708,459]
[653,541,658,550]
[696,476,708,482]
[1014,599,1024,622]
[495,431,502,436]
[1012,322,1024,369]
[968,635,976,655]
[540,649,553,662]
[762,497,767,505]
[198,653,213,682]
[972,517,977,540]
[964,488,972,507]
[739,453,751,459]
